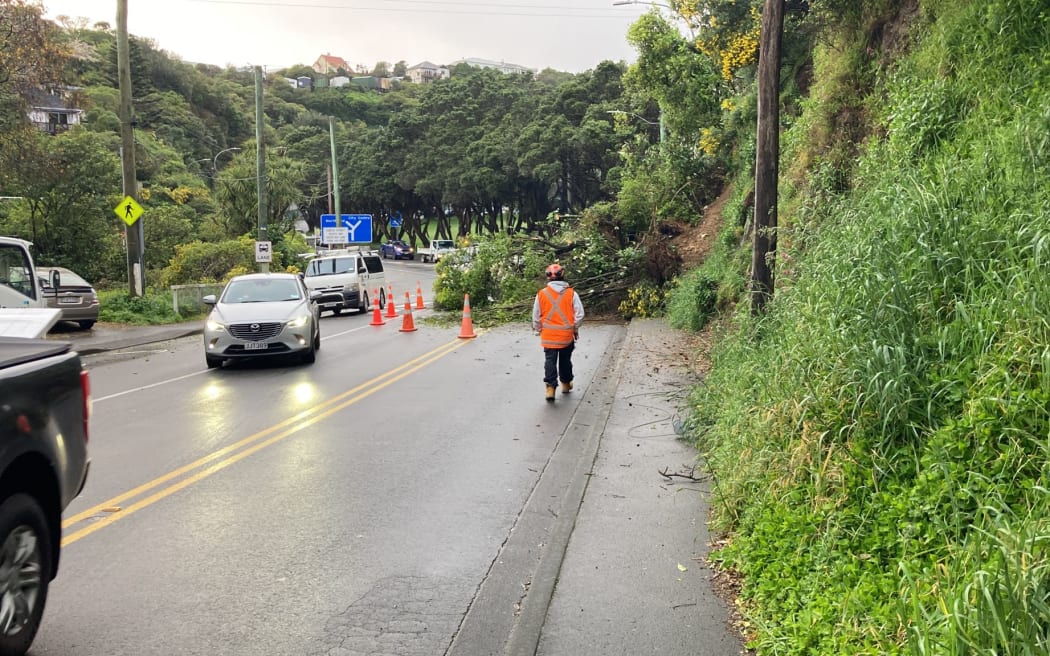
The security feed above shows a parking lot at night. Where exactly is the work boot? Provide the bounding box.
[561,381,573,394]
[545,385,556,402]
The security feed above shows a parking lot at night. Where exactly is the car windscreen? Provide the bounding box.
[433,240,454,249]
[304,257,357,277]
[363,256,383,273]
[222,278,302,303]
[44,269,91,288]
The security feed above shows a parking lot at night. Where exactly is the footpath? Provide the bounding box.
[54,317,748,655]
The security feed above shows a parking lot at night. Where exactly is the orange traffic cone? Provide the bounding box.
[415,281,425,310]
[369,291,385,326]
[385,283,397,318]
[458,293,476,339]
[399,292,417,332]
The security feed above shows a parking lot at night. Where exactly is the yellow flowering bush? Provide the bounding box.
[696,6,761,82]
[699,128,720,156]
[618,282,668,319]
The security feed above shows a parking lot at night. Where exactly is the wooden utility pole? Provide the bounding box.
[255,65,268,272]
[751,0,784,315]
[329,118,341,222]
[117,0,144,296]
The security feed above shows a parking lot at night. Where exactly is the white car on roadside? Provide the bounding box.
[418,239,457,263]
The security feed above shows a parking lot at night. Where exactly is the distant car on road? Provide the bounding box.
[418,239,457,263]
[301,250,386,316]
[202,273,321,368]
[37,266,100,330]
[380,240,414,260]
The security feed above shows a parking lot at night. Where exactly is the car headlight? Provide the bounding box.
[206,318,225,332]
[287,314,310,328]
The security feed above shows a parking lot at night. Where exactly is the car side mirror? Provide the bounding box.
[50,269,61,290]
[202,294,217,306]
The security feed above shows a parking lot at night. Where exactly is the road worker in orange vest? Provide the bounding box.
[532,263,585,402]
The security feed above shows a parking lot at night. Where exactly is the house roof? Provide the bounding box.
[317,54,349,69]
[26,90,81,113]
[408,61,443,71]
[451,57,533,73]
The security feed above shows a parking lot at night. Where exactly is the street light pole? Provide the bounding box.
[210,147,241,190]
[612,0,696,39]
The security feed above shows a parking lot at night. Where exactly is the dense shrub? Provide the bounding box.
[691,0,1050,653]
[159,238,255,287]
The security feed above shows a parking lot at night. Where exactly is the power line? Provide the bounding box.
[186,0,636,18]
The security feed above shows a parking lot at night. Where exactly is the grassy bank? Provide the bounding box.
[680,0,1050,652]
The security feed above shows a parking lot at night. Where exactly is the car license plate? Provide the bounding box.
[59,297,80,305]
[244,342,268,350]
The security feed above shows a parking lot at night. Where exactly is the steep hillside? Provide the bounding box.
[680,0,1050,653]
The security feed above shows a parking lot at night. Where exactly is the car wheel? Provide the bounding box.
[382,250,387,259]
[379,289,386,309]
[77,320,95,330]
[0,494,52,656]
[313,326,321,351]
[205,354,222,369]
[359,292,370,314]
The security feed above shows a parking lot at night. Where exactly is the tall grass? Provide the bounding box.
[692,0,1050,652]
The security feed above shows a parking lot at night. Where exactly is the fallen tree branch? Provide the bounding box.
[659,465,707,482]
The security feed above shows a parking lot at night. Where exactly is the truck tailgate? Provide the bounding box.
[0,337,73,369]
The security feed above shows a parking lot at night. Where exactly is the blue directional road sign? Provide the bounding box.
[389,212,403,229]
[320,214,372,243]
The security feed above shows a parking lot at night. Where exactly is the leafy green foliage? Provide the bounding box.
[689,1,1050,653]
[98,288,181,324]
[617,281,666,319]
[159,238,254,287]
[432,233,548,312]
[665,269,717,330]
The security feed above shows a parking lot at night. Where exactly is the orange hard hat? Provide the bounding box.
[545,263,564,279]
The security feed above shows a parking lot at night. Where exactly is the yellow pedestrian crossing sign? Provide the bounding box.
[114,196,144,226]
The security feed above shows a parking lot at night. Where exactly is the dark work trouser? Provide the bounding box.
[543,342,575,387]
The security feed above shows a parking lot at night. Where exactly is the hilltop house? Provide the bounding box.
[450,57,533,75]
[406,61,449,84]
[27,88,82,135]
[313,53,349,75]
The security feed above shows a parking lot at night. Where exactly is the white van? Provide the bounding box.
[301,250,386,315]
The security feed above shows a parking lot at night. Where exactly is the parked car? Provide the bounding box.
[0,333,90,656]
[202,273,321,368]
[301,250,386,315]
[380,240,414,260]
[36,266,99,330]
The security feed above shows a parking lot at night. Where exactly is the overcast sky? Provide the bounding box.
[41,0,652,74]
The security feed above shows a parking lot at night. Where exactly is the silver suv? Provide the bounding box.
[301,251,386,315]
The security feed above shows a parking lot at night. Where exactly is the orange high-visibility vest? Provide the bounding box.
[538,286,576,349]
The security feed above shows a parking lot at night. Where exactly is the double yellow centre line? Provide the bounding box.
[62,336,475,547]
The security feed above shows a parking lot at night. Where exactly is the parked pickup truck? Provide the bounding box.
[418,239,457,264]
[0,334,90,655]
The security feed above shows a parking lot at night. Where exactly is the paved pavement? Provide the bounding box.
[52,317,747,655]
[45,319,204,355]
